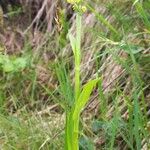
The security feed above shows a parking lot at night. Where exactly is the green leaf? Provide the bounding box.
[73,78,99,120]
[119,43,143,54]
[68,33,76,54]
[0,54,27,72]
[3,60,14,72]
[13,57,27,71]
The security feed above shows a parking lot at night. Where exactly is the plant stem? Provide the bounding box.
[75,13,82,101]
[72,13,82,150]
[66,12,82,150]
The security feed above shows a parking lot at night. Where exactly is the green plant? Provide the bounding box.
[0,53,27,72]
[0,0,150,149]
[56,1,99,149]
[133,0,150,30]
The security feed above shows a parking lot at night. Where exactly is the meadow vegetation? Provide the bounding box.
[0,0,150,149]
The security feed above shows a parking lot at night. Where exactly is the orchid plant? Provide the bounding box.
[61,0,100,149]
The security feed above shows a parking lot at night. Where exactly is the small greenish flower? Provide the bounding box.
[67,0,81,4]
[81,6,87,13]
[67,0,87,14]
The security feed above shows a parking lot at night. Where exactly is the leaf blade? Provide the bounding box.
[73,78,99,120]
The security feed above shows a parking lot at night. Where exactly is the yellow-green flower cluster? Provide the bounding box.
[67,0,87,13]
[81,6,86,12]
[67,0,81,4]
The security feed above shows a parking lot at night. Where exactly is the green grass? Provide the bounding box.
[0,0,150,149]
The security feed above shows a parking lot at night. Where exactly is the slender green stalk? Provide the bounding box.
[65,11,99,150]
[67,12,82,150]
[74,13,82,101]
